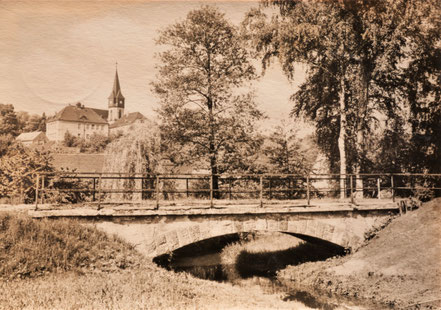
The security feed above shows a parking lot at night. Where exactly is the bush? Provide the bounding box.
[63,131,78,147]
[0,143,53,203]
[0,212,141,280]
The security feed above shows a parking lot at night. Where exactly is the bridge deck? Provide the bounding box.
[26,198,401,218]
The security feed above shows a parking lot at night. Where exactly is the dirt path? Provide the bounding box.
[278,198,441,309]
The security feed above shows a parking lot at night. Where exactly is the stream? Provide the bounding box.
[154,232,373,310]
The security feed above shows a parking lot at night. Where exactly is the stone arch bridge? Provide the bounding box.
[31,203,399,258]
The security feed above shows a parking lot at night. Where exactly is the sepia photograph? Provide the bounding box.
[0,0,440,309]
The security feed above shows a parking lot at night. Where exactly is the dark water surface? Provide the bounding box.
[154,233,372,310]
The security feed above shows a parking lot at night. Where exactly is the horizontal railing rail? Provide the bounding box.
[34,173,441,209]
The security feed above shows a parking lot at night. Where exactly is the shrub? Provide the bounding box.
[0,143,53,203]
[0,212,141,280]
[63,131,78,147]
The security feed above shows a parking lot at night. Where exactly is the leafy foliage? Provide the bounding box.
[0,212,141,280]
[263,122,317,175]
[63,131,117,153]
[16,111,46,133]
[63,131,77,147]
[154,6,264,195]
[243,0,441,179]
[101,122,162,201]
[0,104,19,137]
[0,143,53,203]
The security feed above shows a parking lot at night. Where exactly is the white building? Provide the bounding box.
[46,67,146,142]
[46,103,109,141]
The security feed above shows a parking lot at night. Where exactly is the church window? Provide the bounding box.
[119,110,122,118]
[92,124,95,129]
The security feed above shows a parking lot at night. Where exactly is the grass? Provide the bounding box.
[0,212,140,280]
[278,198,441,309]
[0,212,295,309]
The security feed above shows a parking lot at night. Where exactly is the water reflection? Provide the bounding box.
[155,233,369,310]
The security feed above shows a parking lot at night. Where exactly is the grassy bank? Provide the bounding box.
[0,212,294,309]
[0,212,141,279]
[278,198,441,309]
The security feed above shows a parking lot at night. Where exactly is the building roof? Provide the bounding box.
[109,112,146,129]
[91,108,109,121]
[52,154,107,173]
[108,69,125,101]
[47,103,108,124]
[16,131,45,142]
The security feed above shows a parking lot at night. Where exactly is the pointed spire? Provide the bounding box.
[109,63,125,101]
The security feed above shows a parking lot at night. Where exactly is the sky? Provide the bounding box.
[0,0,307,130]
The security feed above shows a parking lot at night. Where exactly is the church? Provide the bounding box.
[46,68,146,142]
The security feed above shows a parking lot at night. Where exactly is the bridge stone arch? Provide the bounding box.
[137,212,390,258]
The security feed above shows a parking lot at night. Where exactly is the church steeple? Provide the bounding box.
[108,63,125,123]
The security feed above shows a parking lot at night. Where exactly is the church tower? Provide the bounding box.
[108,65,125,124]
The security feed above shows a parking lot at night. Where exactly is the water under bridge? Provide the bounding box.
[29,172,437,258]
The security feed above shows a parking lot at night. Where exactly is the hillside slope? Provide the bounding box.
[0,212,296,309]
[279,198,441,309]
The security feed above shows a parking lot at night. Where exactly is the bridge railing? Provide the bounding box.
[34,173,441,209]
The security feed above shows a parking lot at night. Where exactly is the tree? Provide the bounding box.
[153,6,264,197]
[403,3,441,175]
[63,131,78,147]
[17,111,47,133]
[0,104,19,137]
[38,112,47,132]
[263,122,316,175]
[102,122,161,201]
[242,0,440,198]
[0,143,53,203]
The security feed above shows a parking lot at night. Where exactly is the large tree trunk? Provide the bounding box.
[354,129,364,198]
[208,98,220,199]
[338,74,347,200]
[354,62,370,198]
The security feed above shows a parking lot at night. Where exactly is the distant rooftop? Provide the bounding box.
[16,131,45,141]
[47,103,108,124]
[109,112,146,129]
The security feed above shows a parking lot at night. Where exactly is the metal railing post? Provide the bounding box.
[210,174,213,208]
[306,176,310,206]
[269,178,272,199]
[40,174,45,204]
[259,175,263,208]
[391,175,395,202]
[155,175,160,210]
[92,177,96,201]
[97,173,103,210]
[350,175,354,204]
[377,177,381,200]
[35,174,39,210]
[186,178,189,198]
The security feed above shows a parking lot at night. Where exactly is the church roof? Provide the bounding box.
[91,108,109,121]
[108,69,125,100]
[109,112,147,129]
[47,103,108,124]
